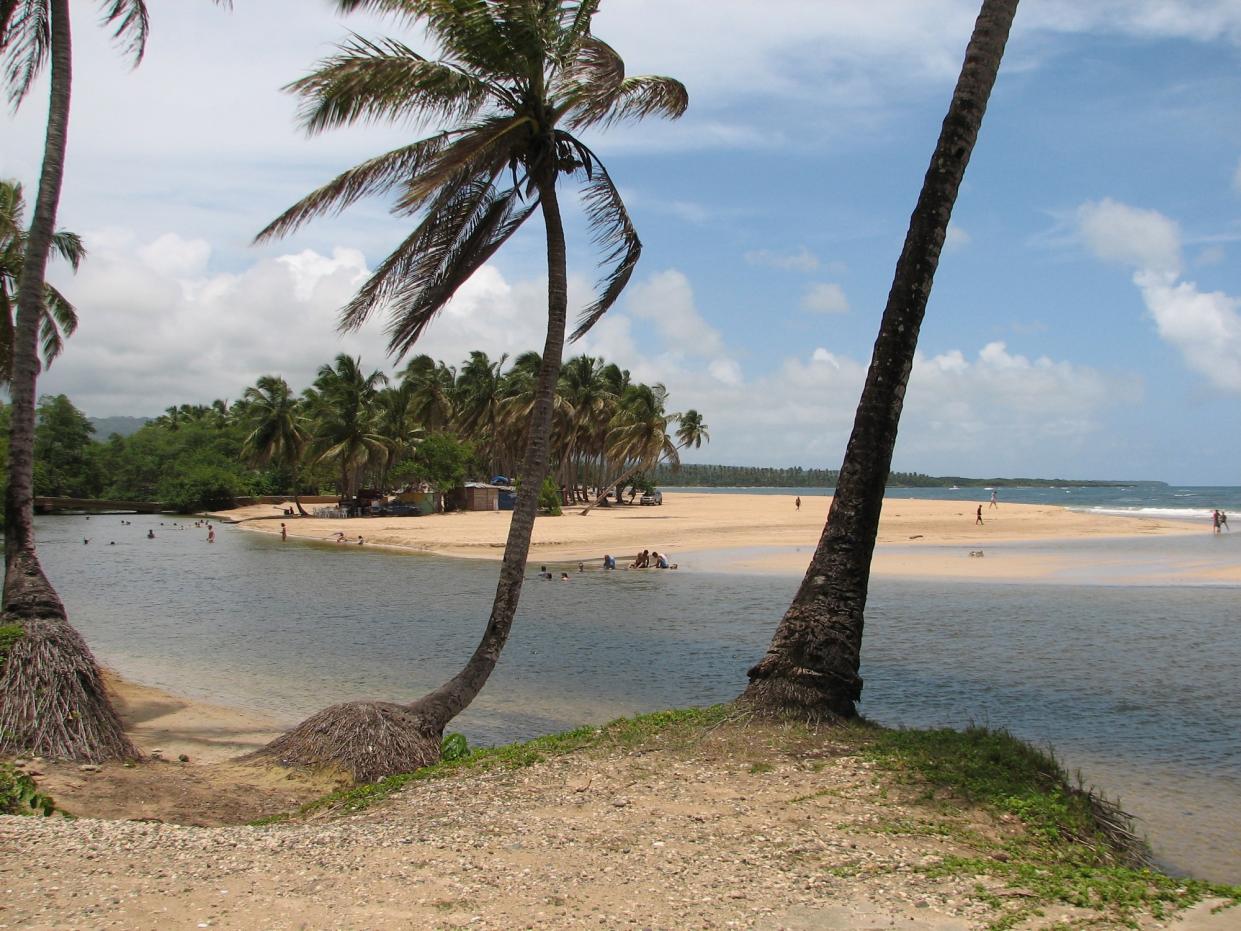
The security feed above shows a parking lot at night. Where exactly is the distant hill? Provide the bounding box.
[89,416,150,440]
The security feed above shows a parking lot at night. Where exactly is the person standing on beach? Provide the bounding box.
[1213,510,1221,534]
[990,489,998,509]
[795,496,801,511]
[1221,511,1230,532]
[280,522,288,542]
[976,505,983,526]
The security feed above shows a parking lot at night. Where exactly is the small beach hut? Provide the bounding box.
[448,482,501,511]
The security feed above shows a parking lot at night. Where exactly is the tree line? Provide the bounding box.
[650,464,1147,489]
[1,349,705,514]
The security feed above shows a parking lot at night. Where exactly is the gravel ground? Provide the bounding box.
[1,729,1232,930]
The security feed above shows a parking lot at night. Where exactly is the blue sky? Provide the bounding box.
[2,1,1240,483]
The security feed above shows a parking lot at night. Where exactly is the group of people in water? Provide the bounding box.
[535,547,677,579]
[83,518,216,545]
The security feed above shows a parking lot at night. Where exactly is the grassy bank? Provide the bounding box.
[261,706,1240,930]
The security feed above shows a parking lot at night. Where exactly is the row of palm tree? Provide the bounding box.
[222,349,707,509]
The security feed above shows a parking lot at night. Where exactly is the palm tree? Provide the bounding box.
[452,350,509,474]
[401,353,456,433]
[741,0,1020,720]
[0,179,83,385]
[0,0,228,763]
[304,354,390,501]
[241,375,310,516]
[254,0,685,782]
[581,391,707,515]
[374,381,425,489]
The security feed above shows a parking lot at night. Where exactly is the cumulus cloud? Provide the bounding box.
[745,247,820,272]
[801,282,850,315]
[1077,199,1182,279]
[625,269,729,359]
[39,231,563,414]
[1077,198,1241,393]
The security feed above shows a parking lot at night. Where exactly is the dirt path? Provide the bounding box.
[3,721,1233,930]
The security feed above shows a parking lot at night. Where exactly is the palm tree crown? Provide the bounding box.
[0,179,83,384]
[257,0,687,355]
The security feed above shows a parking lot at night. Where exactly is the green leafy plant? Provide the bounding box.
[441,732,469,762]
[0,763,56,816]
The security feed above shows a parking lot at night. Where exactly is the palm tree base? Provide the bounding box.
[0,614,140,762]
[249,700,442,784]
[737,660,861,723]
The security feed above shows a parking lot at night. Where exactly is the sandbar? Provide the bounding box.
[214,492,1232,584]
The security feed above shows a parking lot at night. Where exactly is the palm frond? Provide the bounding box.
[39,282,74,366]
[554,0,602,57]
[554,36,624,123]
[256,136,448,243]
[393,115,530,215]
[568,140,640,340]
[338,171,499,330]
[566,74,688,131]
[98,0,150,66]
[49,229,83,269]
[349,183,538,359]
[289,33,493,135]
[1,0,51,107]
[339,0,517,82]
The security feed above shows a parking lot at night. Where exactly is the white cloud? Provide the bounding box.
[801,282,850,315]
[625,269,728,359]
[1077,199,1182,279]
[944,223,972,253]
[1077,199,1241,394]
[1137,275,1241,392]
[745,247,820,272]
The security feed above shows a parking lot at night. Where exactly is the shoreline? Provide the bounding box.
[211,492,1233,585]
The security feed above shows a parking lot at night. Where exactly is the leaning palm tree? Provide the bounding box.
[253,0,685,781]
[0,0,228,763]
[401,353,456,432]
[0,179,83,385]
[741,0,1020,720]
[241,375,311,516]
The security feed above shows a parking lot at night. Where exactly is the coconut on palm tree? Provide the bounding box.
[741,0,1020,721]
[254,0,686,781]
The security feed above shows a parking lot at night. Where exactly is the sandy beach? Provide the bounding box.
[214,492,1229,584]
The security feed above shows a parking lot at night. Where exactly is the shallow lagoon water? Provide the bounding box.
[37,513,1241,883]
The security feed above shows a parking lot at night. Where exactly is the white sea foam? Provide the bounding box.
[1074,505,1214,521]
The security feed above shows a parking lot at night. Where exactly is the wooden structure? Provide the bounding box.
[34,497,163,514]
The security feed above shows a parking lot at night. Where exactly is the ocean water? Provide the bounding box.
[673,484,1241,523]
[31,508,1241,884]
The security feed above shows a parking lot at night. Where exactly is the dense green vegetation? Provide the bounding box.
[652,462,1158,489]
[3,349,701,513]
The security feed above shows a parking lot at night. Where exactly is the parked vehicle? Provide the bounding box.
[640,490,663,506]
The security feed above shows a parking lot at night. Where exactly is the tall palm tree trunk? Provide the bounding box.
[740,0,1019,720]
[414,175,567,725]
[1,0,137,763]
[5,0,71,618]
[256,176,570,782]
